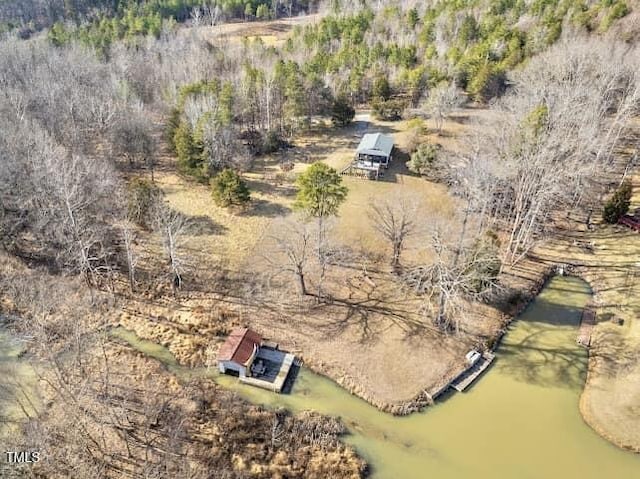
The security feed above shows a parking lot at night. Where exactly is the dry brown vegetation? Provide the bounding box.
[123,54,640,448]
[118,107,504,412]
[541,183,640,452]
[1,7,640,473]
[0,253,366,478]
[188,14,319,47]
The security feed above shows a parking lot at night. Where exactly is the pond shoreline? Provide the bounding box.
[300,263,577,417]
[113,276,640,479]
[576,266,640,454]
[113,254,638,456]
[301,259,640,453]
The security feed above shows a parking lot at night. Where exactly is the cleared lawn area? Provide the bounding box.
[155,171,294,270]
[145,109,496,408]
[188,15,318,47]
[289,111,468,258]
[138,106,640,441]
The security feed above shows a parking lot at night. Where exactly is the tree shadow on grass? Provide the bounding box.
[241,199,291,218]
[590,329,640,378]
[188,215,227,236]
[446,114,471,125]
[309,286,433,344]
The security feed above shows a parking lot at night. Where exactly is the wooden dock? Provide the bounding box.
[239,350,298,393]
[450,352,496,392]
[577,306,596,348]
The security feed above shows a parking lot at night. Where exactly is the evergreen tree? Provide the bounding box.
[174,120,201,173]
[294,162,348,218]
[407,143,439,176]
[372,76,392,102]
[244,3,254,19]
[218,82,235,126]
[211,169,251,207]
[331,96,355,126]
[406,8,420,29]
[603,180,633,224]
[256,4,270,20]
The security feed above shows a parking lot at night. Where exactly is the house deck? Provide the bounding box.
[239,347,297,393]
[340,161,382,180]
[450,352,496,392]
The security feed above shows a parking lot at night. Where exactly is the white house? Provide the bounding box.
[355,132,394,168]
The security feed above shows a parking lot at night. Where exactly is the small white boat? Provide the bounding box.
[465,350,481,366]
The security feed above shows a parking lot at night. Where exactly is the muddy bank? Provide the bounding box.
[108,329,369,478]
[116,277,640,479]
[114,262,574,417]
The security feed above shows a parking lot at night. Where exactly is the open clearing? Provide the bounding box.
[188,14,318,46]
[128,21,640,444]
[133,98,640,448]
[132,108,502,410]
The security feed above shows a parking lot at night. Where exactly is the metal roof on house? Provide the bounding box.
[217,327,262,365]
[356,133,394,157]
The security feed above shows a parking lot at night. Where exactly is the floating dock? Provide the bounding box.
[450,352,496,392]
[577,307,596,348]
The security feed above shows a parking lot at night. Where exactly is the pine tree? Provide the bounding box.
[603,180,633,224]
[174,120,200,173]
[211,169,251,207]
[294,162,348,218]
[331,96,355,126]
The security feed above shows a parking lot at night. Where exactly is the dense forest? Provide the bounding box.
[0,0,317,37]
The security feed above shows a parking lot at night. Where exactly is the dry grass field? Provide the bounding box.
[132,90,640,448]
[127,100,640,451]
[128,107,503,410]
[188,14,318,47]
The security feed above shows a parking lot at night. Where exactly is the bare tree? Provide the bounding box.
[451,40,640,265]
[422,82,463,134]
[203,5,221,26]
[200,123,252,173]
[153,203,190,291]
[120,221,138,292]
[110,113,155,174]
[266,217,312,296]
[405,216,501,332]
[190,6,203,27]
[370,195,417,271]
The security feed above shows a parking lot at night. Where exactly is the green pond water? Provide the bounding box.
[115,276,640,478]
[0,326,39,435]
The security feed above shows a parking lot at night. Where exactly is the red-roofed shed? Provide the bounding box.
[217,327,262,378]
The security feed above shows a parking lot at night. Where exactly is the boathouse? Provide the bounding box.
[217,327,262,378]
[217,327,299,393]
